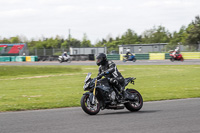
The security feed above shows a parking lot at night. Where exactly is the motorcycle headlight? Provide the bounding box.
[83,81,90,90]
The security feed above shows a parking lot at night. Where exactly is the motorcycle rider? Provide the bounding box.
[125,49,131,58]
[125,49,135,60]
[96,53,125,94]
[172,46,180,58]
[62,51,70,61]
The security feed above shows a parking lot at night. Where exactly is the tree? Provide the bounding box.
[0,38,10,43]
[167,26,187,50]
[94,40,104,47]
[55,35,64,48]
[141,26,171,43]
[68,38,81,48]
[61,41,68,49]
[10,36,21,43]
[81,33,92,47]
[186,15,200,50]
[121,29,139,44]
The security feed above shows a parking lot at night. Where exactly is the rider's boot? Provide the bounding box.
[116,84,124,99]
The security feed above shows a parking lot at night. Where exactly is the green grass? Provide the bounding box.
[0,65,200,112]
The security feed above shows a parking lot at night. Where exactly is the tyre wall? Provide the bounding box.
[149,53,165,60]
[181,52,200,59]
[0,56,38,62]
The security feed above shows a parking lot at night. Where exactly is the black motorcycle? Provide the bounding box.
[81,73,143,115]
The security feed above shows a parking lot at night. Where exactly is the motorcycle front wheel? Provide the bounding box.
[170,57,175,62]
[67,59,71,63]
[123,58,127,62]
[124,89,143,112]
[181,57,184,62]
[80,94,100,115]
[59,60,63,63]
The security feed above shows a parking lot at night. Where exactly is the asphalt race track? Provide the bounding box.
[0,59,200,66]
[0,98,200,133]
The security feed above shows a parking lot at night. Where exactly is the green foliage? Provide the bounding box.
[81,33,92,47]
[142,25,171,43]
[186,15,200,49]
[0,38,10,43]
[166,26,188,50]
[53,51,62,56]
[10,36,21,43]
[121,29,140,44]
[0,37,21,44]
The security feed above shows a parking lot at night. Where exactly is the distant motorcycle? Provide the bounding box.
[58,56,71,63]
[169,53,184,62]
[81,73,143,115]
[123,55,136,62]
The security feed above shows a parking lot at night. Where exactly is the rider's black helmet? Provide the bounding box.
[96,53,107,66]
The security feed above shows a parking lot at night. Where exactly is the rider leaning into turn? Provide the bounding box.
[96,53,125,94]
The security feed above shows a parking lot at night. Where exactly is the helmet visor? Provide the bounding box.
[97,58,101,64]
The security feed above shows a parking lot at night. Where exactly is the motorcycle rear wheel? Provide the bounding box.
[124,89,143,112]
[67,59,71,63]
[81,94,100,115]
[132,58,136,62]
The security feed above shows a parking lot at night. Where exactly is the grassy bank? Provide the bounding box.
[0,65,200,111]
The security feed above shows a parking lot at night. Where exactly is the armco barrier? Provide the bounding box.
[120,54,126,60]
[26,56,38,62]
[107,54,120,60]
[181,52,200,59]
[149,53,165,60]
[0,56,38,62]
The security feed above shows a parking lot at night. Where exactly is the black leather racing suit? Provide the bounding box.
[97,60,125,91]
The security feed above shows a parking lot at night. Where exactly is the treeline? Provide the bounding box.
[0,15,200,52]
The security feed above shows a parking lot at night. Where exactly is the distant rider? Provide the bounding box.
[172,47,180,58]
[62,51,70,61]
[96,53,125,94]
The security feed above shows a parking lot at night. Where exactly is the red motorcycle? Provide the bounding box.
[169,53,184,62]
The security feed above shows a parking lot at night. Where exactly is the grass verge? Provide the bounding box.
[0,65,200,111]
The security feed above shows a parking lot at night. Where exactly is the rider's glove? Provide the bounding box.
[101,71,109,76]
[97,72,104,79]
[104,71,109,75]
[97,71,109,80]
